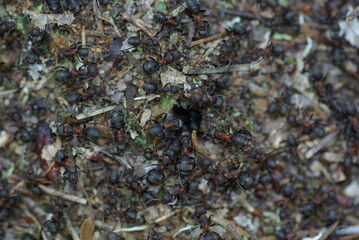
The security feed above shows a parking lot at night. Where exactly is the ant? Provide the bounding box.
[24,28,47,64]
[240,43,285,64]
[143,48,181,74]
[285,134,301,163]
[0,2,16,37]
[194,209,221,240]
[186,88,224,109]
[65,84,103,104]
[267,88,294,116]
[218,38,236,64]
[55,63,98,84]
[313,81,334,105]
[224,169,254,190]
[287,114,326,138]
[185,0,208,31]
[147,118,183,139]
[161,180,199,205]
[180,131,192,155]
[128,36,159,51]
[58,45,90,61]
[147,228,173,240]
[54,150,82,184]
[177,155,195,176]
[67,0,82,14]
[25,169,42,195]
[56,123,84,138]
[45,199,67,233]
[210,127,253,150]
[142,82,180,95]
[46,0,63,13]
[124,171,157,206]
[154,12,181,29]
[262,10,299,32]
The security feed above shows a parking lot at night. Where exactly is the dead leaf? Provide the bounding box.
[80,218,95,240]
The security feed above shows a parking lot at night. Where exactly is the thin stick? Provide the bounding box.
[318,221,339,240]
[154,209,181,223]
[24,209,49,240]
[38,184,87,205]
[341,234,359,240]
[191,130,207,157]
[215,9,259,19]
[131,19,154,38]
[190,33,226,47]
[65,213,80,240]
[93,220,148,232]
[182,59,264,75]
[208,211,251,238]
[0,89,17,96]
[76,106,115,120]
[305,129,340,159]
[43,161,56,177]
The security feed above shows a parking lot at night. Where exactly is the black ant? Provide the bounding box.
[287,114,326,138]
[161,180,199,205]
[58,45,90,61]
[143,48,182,74]
[186,88,224,109]
[65,84,102,104]
[127,36,159,51]
[66,0,82,14]
[210,127,253,150]
[147,118,183,139]
[46,0,63,13]
[124,172,157,206]
[240,43,285,64]
[54,150,82,184]
[179,131,191,155]
[154,12,181,29]
[44,199,66,233]
[56,123,85,138]
[186,0,208,32]
[285,134,300,163]
[54,63,97,84]
[24,28,47,64]
[267,88,294,116]
[0,2,16,37]
[25,169,43,195]
[142,82,180,95]
[194,210,221,240]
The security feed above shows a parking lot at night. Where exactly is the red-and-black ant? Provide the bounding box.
[25,169,43,195]
[54,63,98,84]
[193,208,221,240]
[58,46,90,60]
[287,114,326,138]
[143,48,182,74]
[154,12,181,29]
[24,28,48,64]
[161,179,199,205]
[185,88,224,109]
[147,118,183,139]
[209,127,253,150]
[44,199,67,233]
[54,150,83,184]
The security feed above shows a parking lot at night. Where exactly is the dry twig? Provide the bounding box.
[38,184,87,205]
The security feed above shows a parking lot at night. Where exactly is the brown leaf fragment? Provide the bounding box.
[80,218,95,240]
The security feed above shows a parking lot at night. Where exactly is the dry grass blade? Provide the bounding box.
[38,184,87,205]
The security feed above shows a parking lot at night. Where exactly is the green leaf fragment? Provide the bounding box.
[156,2,167,12]
[161,97,171,106]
